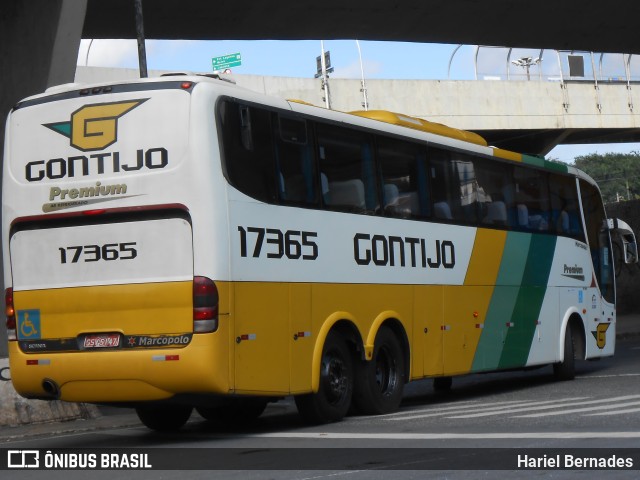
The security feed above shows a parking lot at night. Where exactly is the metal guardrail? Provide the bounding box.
[448,46,638,112]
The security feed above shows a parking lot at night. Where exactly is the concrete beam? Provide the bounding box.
[81,0,640,55]
[75,67,640,155]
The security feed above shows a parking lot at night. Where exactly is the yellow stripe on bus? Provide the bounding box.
[492,147,522,162]
[439,229,508,376]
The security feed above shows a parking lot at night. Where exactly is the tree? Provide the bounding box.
[572,152,640,204]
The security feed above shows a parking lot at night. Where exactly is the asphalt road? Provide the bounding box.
[3,337,640,479]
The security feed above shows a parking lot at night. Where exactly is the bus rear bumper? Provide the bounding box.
[8,333,230,403]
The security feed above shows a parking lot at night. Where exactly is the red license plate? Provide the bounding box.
[83,334,120,348]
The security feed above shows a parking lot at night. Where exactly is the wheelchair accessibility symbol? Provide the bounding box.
[17,310,41,340]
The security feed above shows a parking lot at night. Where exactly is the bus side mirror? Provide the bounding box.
[608,218,639,264]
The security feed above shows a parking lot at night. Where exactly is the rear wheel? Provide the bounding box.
[135,405,193,432]
[353,327,405,415]
[554,323,576,380]
[196,398,267,426]
[295,331,354,424]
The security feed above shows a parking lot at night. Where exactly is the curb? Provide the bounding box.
[0,357,100,428]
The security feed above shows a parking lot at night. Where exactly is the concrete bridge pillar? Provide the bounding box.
[0,0,87,356]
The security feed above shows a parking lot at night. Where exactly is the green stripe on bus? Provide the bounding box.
[471,232,530,371]
[521,154,569,173]
[498,234,557,369]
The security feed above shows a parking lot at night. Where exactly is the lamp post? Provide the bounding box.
[85,39,94,66]
[315,41,334,109]
[355,40,369,110]
[511,56,541,80]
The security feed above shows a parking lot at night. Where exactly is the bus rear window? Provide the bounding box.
[218,101,277,203]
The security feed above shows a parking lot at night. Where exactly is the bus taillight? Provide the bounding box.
[5,288,16,340]
[193,276,218,333]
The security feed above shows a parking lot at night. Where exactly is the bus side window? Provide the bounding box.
[429,148,455,221]
[274,115,318,206]
[378,137,430,219]
[430,148,480,224]
[317,123,379,214]
[550,175,584,239]
[219,101,276,203]
[453,155,480,224]
[513,166,550,232]
[475,158,513,228]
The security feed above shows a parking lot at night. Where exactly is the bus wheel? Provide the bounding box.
[196,398,267,425]
[135,405,193,432]
[353,327,405,415]
[554,323,576,381]
[295,331,354,424]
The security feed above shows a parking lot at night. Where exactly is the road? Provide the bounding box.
[3,337,640,479]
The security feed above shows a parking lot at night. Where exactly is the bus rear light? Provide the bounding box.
[5,288,16,341]
[193,276,218,333]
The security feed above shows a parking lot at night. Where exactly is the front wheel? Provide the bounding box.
[135,405,193,432]
[295,331,354,424]
[554,323,576,381]
[352,327,405,415]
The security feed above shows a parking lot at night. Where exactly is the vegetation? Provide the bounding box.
[570,152,640,204]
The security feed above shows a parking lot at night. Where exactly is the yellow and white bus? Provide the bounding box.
[3,75,637,430]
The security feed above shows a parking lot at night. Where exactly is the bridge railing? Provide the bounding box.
[448,46,640,84]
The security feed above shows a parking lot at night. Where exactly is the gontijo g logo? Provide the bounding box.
[44,99,147,152]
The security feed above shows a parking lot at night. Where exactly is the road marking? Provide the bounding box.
[367,400,482,419]
[516,399,640,418]
[386,397,588,421]
[578,373,640,378]
[252,432,640,440]
[451,395,640,419]
[587,407,640,416]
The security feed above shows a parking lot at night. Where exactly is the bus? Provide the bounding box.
[3,75,637,431]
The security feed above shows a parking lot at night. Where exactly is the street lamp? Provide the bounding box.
[314,41,334,109]
[355,40,369,110]
[511,56,541,80]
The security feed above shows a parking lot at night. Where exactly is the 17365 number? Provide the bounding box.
[58,242,138,264]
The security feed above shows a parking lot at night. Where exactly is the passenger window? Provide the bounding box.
[550,175,583,239]
[475,158,513,228]
[219,101,276,203]
[274,115,318,206]
[378,137,430,219]
[317,124,379,214]
[429,148,455,221]
[429,148,480,224]
[513,166,550,232]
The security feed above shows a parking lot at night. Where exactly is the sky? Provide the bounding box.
[76,39,640,163]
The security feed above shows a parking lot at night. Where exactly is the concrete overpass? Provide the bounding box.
[3,0,640,156]
[76,66,640,155]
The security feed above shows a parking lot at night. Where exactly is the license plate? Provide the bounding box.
[83,334,121,349]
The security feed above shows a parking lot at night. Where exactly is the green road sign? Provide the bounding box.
[212,53,242,71]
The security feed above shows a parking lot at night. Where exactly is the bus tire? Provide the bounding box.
[295,331,354,424]
[196,398,267,425]
[352,326,405,415]
[135,405,193,432]
[554,323,576,381]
